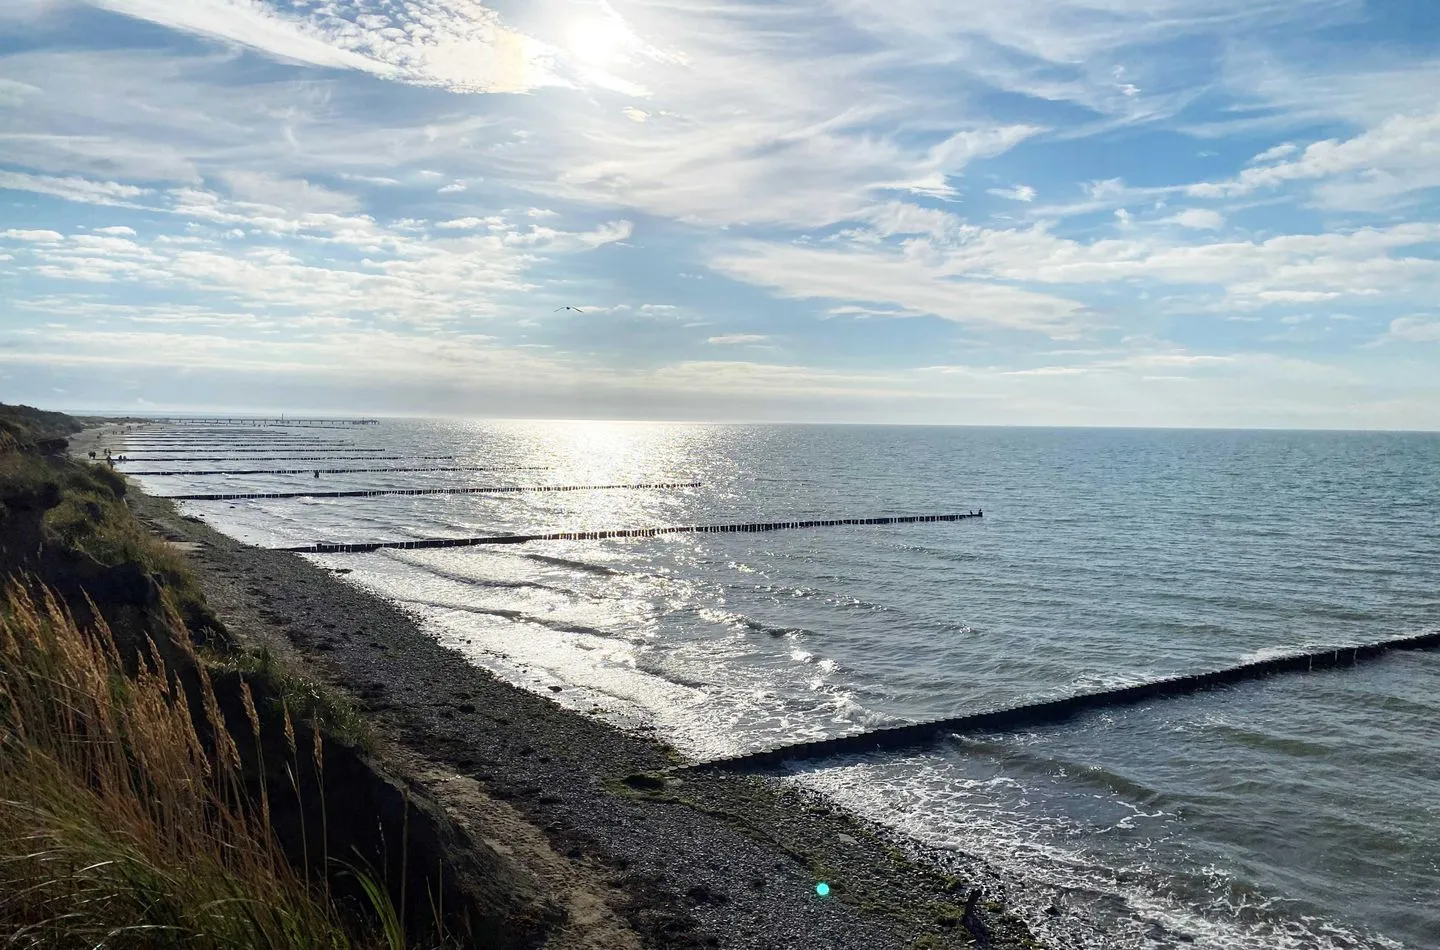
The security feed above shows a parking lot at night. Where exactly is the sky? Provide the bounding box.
[1,0,1438,428]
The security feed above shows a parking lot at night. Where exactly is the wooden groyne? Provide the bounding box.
[121,465,550,476]
[121,444,353,450]
[122,432,326,439]
[122,439,332,446]
[142,417,379,427]
[123,449,389,457]
[686,629,1440,773]
[276,512,982,554]
[117,455,455,463]
[120,437,329,446]
[161,481,702,502]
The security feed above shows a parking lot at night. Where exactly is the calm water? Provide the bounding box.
[122,422,1440,949]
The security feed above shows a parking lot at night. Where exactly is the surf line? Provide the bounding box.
[686,629,1440,773]
[161,481,703,502]
[275,512,982,554]
[122,466,552,476]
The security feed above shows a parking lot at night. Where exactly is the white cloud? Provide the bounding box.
[1250,142,1297,163]
[93,225,138,236]
[436,216,504,231]
[1188,111,1440,209]
[710,241,1088,336]
[2,229,64,242]
[705,334,769,345]
[988,184,1037,202]
[218,171,360,214]
[822,0,1351,127]
[82,0,392,74]
[0,77,40,105]
[1002,365,1089,376]
[575,220,633,247]
[3,185,642,328]
[1165,208,1225,230]
[1379,316,1440,343]
[72,0,578,95]
[714,214,1440,319]
[1207,48,1440,133]
[647,360,916,400]
[0,171,148,206]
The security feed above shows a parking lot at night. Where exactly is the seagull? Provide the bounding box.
[554,306,585,313]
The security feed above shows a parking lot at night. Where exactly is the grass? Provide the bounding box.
[0,402,85,442]
[205,644,377,754]
[0,406,438,948]
[0,586,374,949]
[39,470,208,605]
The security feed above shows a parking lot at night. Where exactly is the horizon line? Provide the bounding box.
[52,406,1440,435]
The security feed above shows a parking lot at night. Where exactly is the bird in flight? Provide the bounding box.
[554,306,585,313]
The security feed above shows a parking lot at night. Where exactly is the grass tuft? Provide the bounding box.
[205,645,377,753]
[0,586,382,949]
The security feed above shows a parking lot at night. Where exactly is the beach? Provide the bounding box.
[127,483,1039,949]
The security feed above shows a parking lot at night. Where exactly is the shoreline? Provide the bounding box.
[125,481,1043,948]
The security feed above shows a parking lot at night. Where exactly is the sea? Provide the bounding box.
[117,420,1440,949]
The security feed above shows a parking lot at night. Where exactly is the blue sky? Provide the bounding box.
[1,0,1438,427]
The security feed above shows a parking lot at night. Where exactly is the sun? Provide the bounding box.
[565,15,632,66]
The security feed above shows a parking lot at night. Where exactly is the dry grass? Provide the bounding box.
[0,410,452,949]
[0,587,381,949]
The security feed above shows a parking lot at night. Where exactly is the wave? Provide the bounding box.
[1201,723,1336,759]
[381,550,599,600]
[797,756,1405,950]
[407,598,623,640]
[694,606,818,639]
[524,553,625,576]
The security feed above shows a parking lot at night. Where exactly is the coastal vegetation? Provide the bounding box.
[0,405,447,948]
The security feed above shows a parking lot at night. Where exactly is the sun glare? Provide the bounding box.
[565,15,632,66]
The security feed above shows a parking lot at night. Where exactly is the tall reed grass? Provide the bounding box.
[0,587,380,949]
